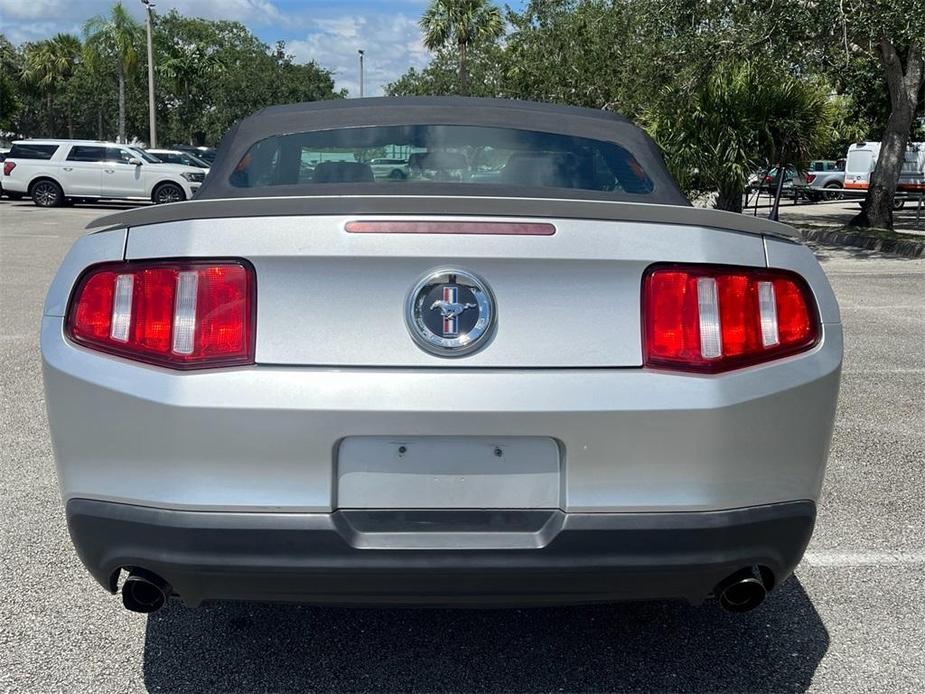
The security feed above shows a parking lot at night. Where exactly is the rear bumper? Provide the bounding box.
[2,176,26,193]
[67,498,815,607]
[42,316,842,514]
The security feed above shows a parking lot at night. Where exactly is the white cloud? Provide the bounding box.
[286,13,429,97]
[0,0,67,21]
[0,0,429,95]
[160,0,283,25]
[0,0,283,39]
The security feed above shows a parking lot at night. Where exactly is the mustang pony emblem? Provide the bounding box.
[430,299,477,318]
[430,286,476,337]
[407,269,494,356]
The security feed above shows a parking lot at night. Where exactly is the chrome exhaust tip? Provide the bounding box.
[121,570,169,613]
[717,569,768,613]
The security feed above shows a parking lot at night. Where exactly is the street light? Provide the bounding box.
[358,49,365,98]
[141,0,157,147]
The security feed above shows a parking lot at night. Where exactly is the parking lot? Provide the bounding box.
[1,199,923,693]
[761,195,925,235]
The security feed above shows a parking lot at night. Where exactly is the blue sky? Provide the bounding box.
[0,0,524,96]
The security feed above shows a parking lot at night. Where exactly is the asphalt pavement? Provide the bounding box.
[763,193,925,235]
[1,199,923,693]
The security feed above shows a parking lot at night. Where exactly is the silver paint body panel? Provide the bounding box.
[41,210,841,514]
[121,215,776,367]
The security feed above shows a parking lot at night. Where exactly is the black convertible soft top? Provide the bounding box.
[194,96,689,206]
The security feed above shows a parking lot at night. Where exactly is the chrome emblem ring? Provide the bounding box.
[406,269,495,356]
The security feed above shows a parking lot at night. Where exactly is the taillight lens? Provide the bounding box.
[67,260,255,369]
[805,174,816,184]
[3,161,15,176]
[643,264,819,372]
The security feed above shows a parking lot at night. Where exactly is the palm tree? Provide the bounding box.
[420,0,504,95]
[158,44,225,144]
[21,33,82,136]
[647,60,840,214]
[83,2,142,143]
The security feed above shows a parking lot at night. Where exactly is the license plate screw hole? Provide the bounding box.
[398,445,407,457]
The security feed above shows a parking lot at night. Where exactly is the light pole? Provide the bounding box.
[141,0,157,147]
[358,49,365,98]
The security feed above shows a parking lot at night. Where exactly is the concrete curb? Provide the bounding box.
[797,227,925,259]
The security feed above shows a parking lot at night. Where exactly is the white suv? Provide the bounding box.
[2,140,206,207]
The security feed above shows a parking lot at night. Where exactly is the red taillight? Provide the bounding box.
[643,264,819,372]
[67,260,255,369]
[3,161,15,176]
[805,174,816,184]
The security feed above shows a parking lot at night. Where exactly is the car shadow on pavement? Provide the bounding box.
[810,243,923,263]
[142,576,827,693]
[0,200,142,210]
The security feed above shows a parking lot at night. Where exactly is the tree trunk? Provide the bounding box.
[187,84,194,145]
[97,109,103,140]
[67,106,74,139]
[849,39,924,230]
[458,40,468,96]
[117,65,126,143]
[716,183,744,213]
[769,163,786,221]
[46,93,53,136]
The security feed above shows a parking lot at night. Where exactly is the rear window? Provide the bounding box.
[901,149,921,174]
[847,150,874,173]
[9,143,59,160]
[229,125,655,195]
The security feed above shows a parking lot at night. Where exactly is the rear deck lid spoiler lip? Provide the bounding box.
[85,194,800,240]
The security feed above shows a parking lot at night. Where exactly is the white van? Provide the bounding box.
[845,141,925,207]
[1,139,205,207]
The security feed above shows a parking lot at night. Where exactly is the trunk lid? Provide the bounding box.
[123,209,768,368]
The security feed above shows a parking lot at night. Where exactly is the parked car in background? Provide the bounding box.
[2,139,205,207]
[171,144,217,164]
[369,158,408,180]
[0,149,8,199]
[43,98,841,617]
[845,141,925,209]
[793,159,845,201]
[146,148,211,173]
[760,165,797,193]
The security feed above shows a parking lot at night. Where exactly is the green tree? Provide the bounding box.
[153,12,342,145]
[21,34,82,136]
[419,0,504,95]
[386,41,506,97]
[647,61,841,213]
[158,40,225,144]
[0,35,22,131]
[818,0,925,229]
[83,2,143,143]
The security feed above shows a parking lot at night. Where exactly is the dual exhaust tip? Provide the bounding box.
[119,567,770,615]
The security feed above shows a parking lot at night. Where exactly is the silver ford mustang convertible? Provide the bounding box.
[42,97,842,614]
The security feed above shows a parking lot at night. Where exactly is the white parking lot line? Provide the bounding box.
[803,550,925,567]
